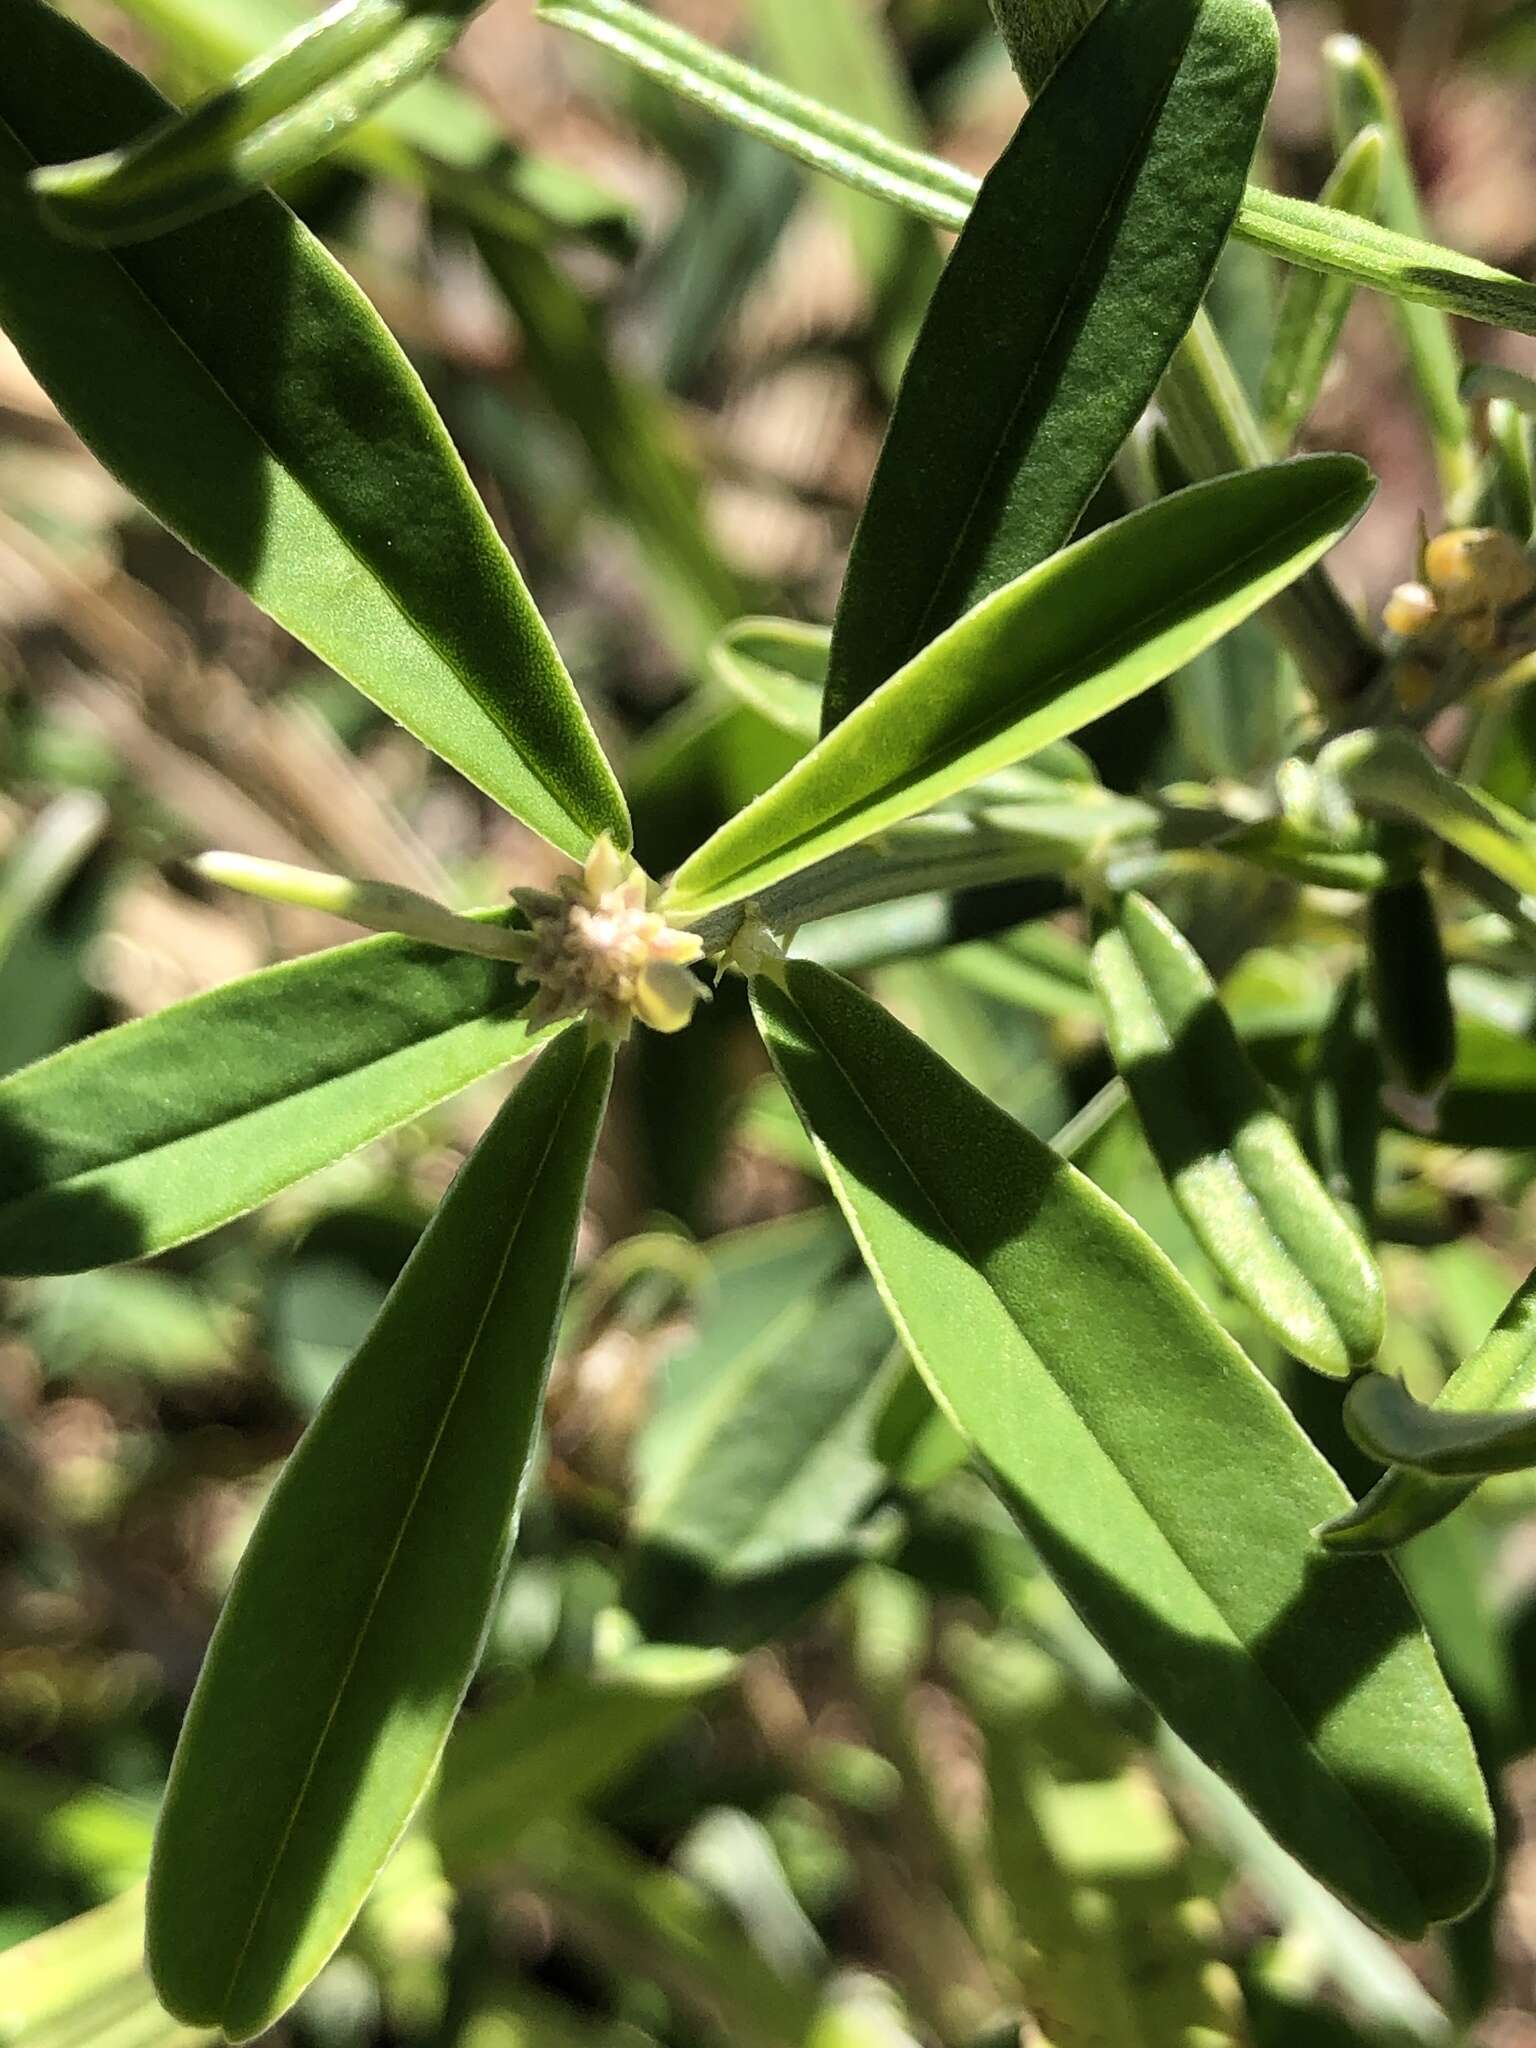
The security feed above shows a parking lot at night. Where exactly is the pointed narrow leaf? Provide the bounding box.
[709,618,828,742]
[751,960,1492,1936]
[666,459,1373,917]
[1368,877,1457,1103]
[1260,128,1383,449]
[1323,1265,1536,1553]
[541,0,1536,339]
[114,0,637,250]
[32,0,482,243]
[0,0,627,859]
[1327,35,1474,506]
[1330,729,1536,897]
[436,1650,735,1880]
[0,923,536,1277]
[146,1029,613,2040]
[1091,892,1384,1377]
[821,0,1276,730]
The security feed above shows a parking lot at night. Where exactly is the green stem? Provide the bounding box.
[538,0,1536,338]
[1160,313,1381,702]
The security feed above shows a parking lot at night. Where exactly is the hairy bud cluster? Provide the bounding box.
[507,837,707,1041]
[1384,528,1536,704]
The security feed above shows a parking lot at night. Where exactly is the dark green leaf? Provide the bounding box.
[665,460,1373,917]
[1368,877,1457,1106]
[0,922,537,1277]
[1345,1371,1536,1478]
[822,0,1277,729]
[146,1028,613,2039]
[752,959,1492,1937]
[0,0,627,858]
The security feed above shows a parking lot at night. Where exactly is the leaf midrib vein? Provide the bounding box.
[773,977,1410,1887]
[220,1051,584,2013]
[0,107,586,842]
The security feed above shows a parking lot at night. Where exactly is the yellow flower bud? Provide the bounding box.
[1424,527,1536,616]
[1383,581,1438,639]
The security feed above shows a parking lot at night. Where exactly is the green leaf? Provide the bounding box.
[31,0,483,243]
[1260,128,1382,450]
[146,1028,613,2040]
[514,1816,819,2048]
[1345,1371,1536,1479]
[1322,1265,1536,1554]
[0,0,627,860]
[436,1649,735,1879]
[751,959,1493,1937]
[628,1254,896,1645]
[665,459,1373,917]
[0,792,108,968]
[709,618,828,742]
[743,0,938,379]
[821,0,1276,730]
[541,0,1536,341]
[472,226,738,663]
[625,1211,900,1645]
[1090,892,1384,1377]
[1326,34,1474,507]
[112,0,636,250]
[0,1886,213,2048]
[0,921,537,1277]
[1328,728,1536,897]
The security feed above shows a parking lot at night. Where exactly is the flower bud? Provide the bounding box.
[1383,580,1438,639]
[1424,527,1536,616]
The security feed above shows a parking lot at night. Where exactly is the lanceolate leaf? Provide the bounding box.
[542,0,1536,339]
[436,1650,736,1879]
[1091,892,1384,1377]
[709,618,829,742]
[0,923,537,1277]
[113,0,637,250]
[1323,1265,1536,1554]
[32,0,484,243]
[821,0,1277,730]
[665,459,1373,917]
[146,1029,613,2040]
[751,960,1492,1937]
[1260,127,1383,450]
[1330,729,1536,897]
[0,0,627,860]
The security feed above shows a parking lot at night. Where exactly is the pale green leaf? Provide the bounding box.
[1260,128,1383,450]
[665,459,1373,917]
[541,0,1536,340]
[32,0,483,243]
[1091,892,1384,1377]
